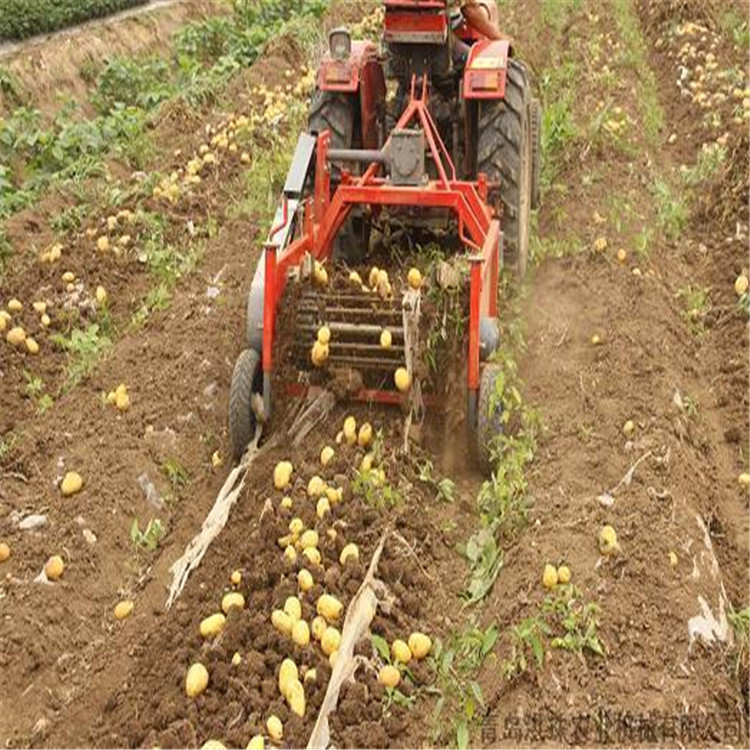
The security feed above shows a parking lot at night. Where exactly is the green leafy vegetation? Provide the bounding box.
[501,616,551,679]
[727,604,749,679]
[130,517,164,551]
[162,458,189,490]
[0,0,148,41]
[50,322,112,388]
[460,527,503,606]
[431,622,498,748]
[652,177,688,241]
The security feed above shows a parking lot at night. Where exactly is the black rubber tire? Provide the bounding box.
[530,97,542,211]
[477,59,534,279]
[229,348,261,460]
[476,363,504,474]
[308,89,369,263]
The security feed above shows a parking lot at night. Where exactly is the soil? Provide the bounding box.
[1,0,748,748]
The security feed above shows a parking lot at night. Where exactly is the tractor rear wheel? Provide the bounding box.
[308,89,369,262]
[530,97,542,210]
[229,348,261,460]
[476,364,504,474]
[477,60,534,278]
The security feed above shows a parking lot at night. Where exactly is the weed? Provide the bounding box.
[501,616,552,679]
[0,432,18,462]
[130,518,164,551]
[460,527,503,605]
[683,395,699,419]
[543,585,605,657]
[50,203,90,233]
[51,322,111,388]
[431,622,498,748]
[162,458,189,490]
[678,284,710,332]
[652,178,688,241]
[634,226,654,259]
[681,143,727,187]
[417,459,456,503]
[727,604,749,679]
[351,468,402,509]
[612,0,664,142]
[131,283,172,328]
[540,0,581,31]
[719,8,750,49]
[23,371,44,399]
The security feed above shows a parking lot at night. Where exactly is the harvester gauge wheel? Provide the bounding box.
[229,348,261,460]
[477,59,533,278]
[476,364,504,474]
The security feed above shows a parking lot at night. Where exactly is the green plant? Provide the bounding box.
[50,322,112,387]
[417,459,456,503]
[652,178,688,241]
[431,622,498,748]
[727,604,749,679]
[681,143,727,186]
[543,585,605,657]
[460,527,503,605]
[678,285,710,332]
[0,432,18,462]
[0,0,149,41]
[130,518,164,551]
[351,467,402,509]
[92,57,173,113]
[162,458,189,490]
[501,616,552,679]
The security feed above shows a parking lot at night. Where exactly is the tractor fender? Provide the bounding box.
[246,251,265,353]
[462,39,512,100]
[318,41,385,149]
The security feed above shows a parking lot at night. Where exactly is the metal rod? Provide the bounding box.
[327,148,389,164]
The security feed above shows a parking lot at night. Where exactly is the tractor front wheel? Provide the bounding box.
[477,60,534,279]
[229,348,261,460]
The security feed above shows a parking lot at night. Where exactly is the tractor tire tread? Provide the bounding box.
[229,348,260,460]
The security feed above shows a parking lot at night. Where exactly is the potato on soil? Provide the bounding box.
[557,565,571,584]
[298,568,314,592]
[230,569,242,585]
[357,422,373,447]
[299,529,319,550]
[302,547,321,566]
[278,657,298,696]
[408,632,432,659]
[266,715,283,742]
[0,542,10,562]
[202,741,225,749]
[246,735,264,749]
[272,609,294,635]
[380,329,392,349]
[542,563,558,589]
[221,591,245,613]
[339,543,359,565]
[316,497,331,518]
[292,619,310,647]
[274,461,294,489]
[186,663,209,698]
[25,337,39,355]
[392,639,412,663]
[7,298,23,313]
[61,471,83,496]
[378,664,401,688]
[317,593,343,622]
[343,416,357,444]
[599,524,619,555]
[394,367,411,393]
[311,615,327,640]
[320,445,335,466]
[200,613,226,638]
[45,555,65,580]
[407,267,422,290]
[6,327,26,346]
[286,678,306,717]
[321,626,341,656]
[114,600,134,620]
[307,475,326,498]
[284,595,302,620]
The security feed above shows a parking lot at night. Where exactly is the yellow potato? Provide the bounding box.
[394,367,411,393]
[339,543,359,565]
[114,600,134,620]
[321,626,341,655]
[0,542,10,562]
[272,609,293,635]
[186,662,209,698]
[317,594,343,622]
[33,301,46,314]
[202,741,225,750]
[348,271,362,286]
[378,664,401,688]
[7,298,23,313]
[25,337,39,355]
[316,494,331,518]
[299,530,319,550]
[221,592,245,614]
[61,471,83,497]
[599,524,619,555]
[279,657,298,696]
[357,422,373,447]
[230,570,242,585]
[289,517,305,536]
[307,475,326,498]
[286,678,306,717]
[284,546,297,563]
[302,547,321,566]
[199,613,226,638]
[115,390,130,412]
[45,556,64,580]
[246,735,264,750]
[62,271,75,284]
[408,632,432,660]
[6,327,26,346]
[311,615,327,640]
[41,313,51,328]
[280,496,293,510]
[361,453,374,472]
[266,715,283,742]
[292,619,310,647]
[735,274,749,296]
[232,652,242,666]
[368,266,380,288]
[96,286,108,305]
[343,416,357,444]
[392,639,412,664]
[320,446,335,467]
[380,329,392,349]
[298,568,314,592]
[317,326,331,345]
[284,595,302,621]
[303,668,317,684]
[557,565,571,585]
[407,268,422,290]
[0,316,5,333]
[542,563,558,589]
[274,461,293,490]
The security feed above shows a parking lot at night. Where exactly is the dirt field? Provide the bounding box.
[1,0,748,748]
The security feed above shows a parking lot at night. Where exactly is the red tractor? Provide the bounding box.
[229,0,541,469]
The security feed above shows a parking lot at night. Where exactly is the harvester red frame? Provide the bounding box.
[261,76,501,411]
